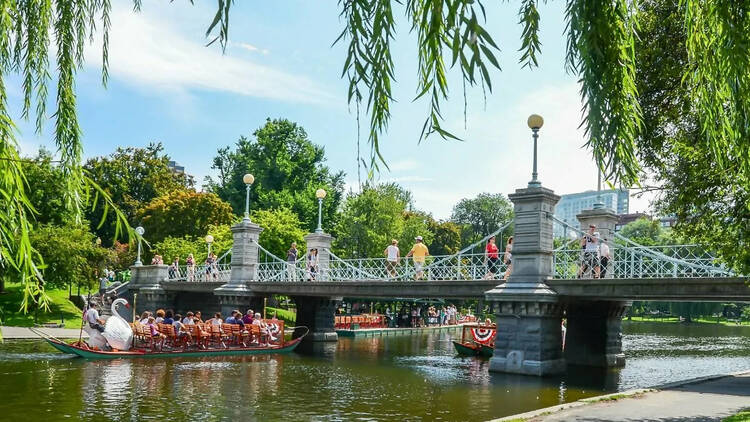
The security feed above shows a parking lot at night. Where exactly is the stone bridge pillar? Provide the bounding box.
[214,219,265,317]
[292,296,340,343]
[564,301,629,367]
[304,232,333,280]
[130,264,174,319]
[486,186,564,376]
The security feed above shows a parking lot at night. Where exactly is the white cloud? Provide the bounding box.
[86,6,331,104]
[233,42,270,55]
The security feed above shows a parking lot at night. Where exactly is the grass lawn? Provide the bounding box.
[266,306,296,325]
[624,316,749,327]
[0,283,83,329]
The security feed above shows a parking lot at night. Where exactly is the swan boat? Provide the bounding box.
[452,322,497,358]
[36,298,307,359]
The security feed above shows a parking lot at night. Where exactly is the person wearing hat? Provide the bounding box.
[406,236,429,280]
[384,239,400,278]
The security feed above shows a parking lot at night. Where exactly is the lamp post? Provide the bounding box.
[593,168,604,209]
[205,234,214,257]
[242,173,255,221]
[527,114,544,188]
[315,188,327,233]
[134,226,145,266]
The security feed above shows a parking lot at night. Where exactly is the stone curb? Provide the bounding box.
[488,369,750,422]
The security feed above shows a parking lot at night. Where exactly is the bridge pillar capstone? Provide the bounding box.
[130,264,175,316]
[304,232,333,280]
[292,296,340,343]
[485,186,565,376]
[214,219,264,315]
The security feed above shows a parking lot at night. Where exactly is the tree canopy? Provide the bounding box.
[634,0,749,274]
[137,190,234,245]
[451,193,514,246]
[84,143,194,244]
[206,119,345,233]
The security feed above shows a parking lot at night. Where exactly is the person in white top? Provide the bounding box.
[578,225,599,278]
[182,311,195,325]
[597,235,611,279]
[85,304,105,332]
[384,239,400,278]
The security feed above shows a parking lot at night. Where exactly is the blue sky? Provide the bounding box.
[11,1,653,219]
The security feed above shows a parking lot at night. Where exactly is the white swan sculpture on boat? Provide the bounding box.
[101,298,133,351]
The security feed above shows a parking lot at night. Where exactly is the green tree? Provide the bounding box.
[633,0,749,273]
[333,183,412,258]
[206,119,345,232]
[252,208,307,259]
[85,143,194,244]
[30,223,115,295]
[21,149,73,226]
[428,220,462,256]
[399,211,435,253]
[451,193,513,246]
[137,190,234,245]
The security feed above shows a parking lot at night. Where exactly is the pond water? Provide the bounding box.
[0,322,748,421]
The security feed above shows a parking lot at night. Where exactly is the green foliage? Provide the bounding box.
[85,143,194,244]
[21,148,73,226]
[617,218,674,247]
[450,192,513,246]
[138,190,234,245]
[333,183,412,258]
[252,208,307,259]
[399,211,434,252]
[30,223,115,292]
[428,220,462,256]
[153,224,233,265]
[634,0,750,274]
[206,118,345,232]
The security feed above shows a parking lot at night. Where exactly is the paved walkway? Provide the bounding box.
[495,372,750,422]
[1,326,88,339]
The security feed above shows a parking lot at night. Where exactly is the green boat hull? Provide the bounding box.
[479,344,494,358]
[45,337,303,359]
[453,340,481,356]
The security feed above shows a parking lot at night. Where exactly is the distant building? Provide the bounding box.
[616,212,650,231]
[554,188,630,236]
[168,160,185,175]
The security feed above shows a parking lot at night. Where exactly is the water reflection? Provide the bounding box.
[0,323,748,421]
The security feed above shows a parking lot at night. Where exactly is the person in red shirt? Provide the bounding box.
[484,236,500,279]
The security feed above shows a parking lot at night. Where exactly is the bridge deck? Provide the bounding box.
[547,277,750,302]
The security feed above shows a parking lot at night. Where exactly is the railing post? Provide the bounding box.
[457,254,462,280]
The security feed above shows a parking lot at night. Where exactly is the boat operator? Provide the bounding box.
[85,303,106,333]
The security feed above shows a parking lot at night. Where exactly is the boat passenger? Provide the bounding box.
[139,311,151,325]
[209,312,223,325]
[252,313,276,345]
[155,309,165,324]
[194,311,203,323]
[242,309,254,325]
[147,317,166,340]
[173,314,192,342]
[234,311,245,328]
[163,310,174,325]
[182,311,195,325]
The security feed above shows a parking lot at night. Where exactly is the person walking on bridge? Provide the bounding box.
[578,225,599,278]
[484,236,500,279]
[406,236,429,280]
[287,242,299,281]
[384,239,400,278]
